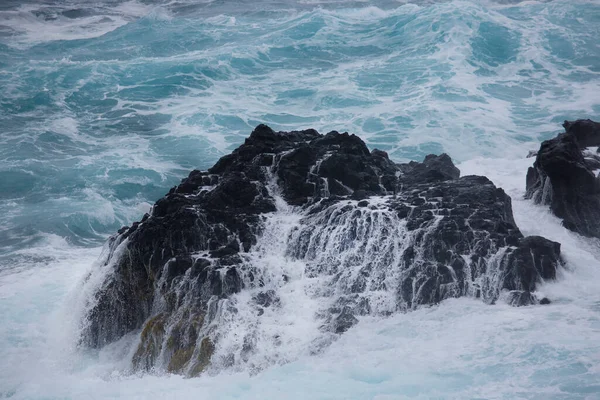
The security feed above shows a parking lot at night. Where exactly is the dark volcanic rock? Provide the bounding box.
[526,119,600,238]
[397,153,460,185]
[82,124,562,377]
[563,119,600,148]
[289,174,561,312]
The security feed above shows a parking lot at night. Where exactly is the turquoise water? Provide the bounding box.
[1,0,600,398]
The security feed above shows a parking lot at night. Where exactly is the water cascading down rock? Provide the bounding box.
[80,124,562,376]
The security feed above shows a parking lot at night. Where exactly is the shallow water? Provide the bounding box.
[0,0,599,398]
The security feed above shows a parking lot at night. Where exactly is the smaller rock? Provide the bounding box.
[539,297,551,305]
[371,149,389,159]
[398,153,460,185]
[526,119,600,238]
[563,119,600,148]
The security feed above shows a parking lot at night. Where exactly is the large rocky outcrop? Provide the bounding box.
[81,124,562,376]
[526,119,600,238]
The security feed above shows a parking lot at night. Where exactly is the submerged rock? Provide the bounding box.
[526,119,600,238]
[81,124,562,376]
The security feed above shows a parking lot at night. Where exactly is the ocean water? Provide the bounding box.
[1,0,600,398]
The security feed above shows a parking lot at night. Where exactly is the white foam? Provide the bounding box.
[0,238,102,396]
[0,1,158,48]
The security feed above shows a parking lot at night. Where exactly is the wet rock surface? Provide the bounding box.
[82,124,563,376]
[526,119,600,238]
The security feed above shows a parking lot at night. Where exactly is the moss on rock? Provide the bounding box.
[132,313,167,371]
[167,347,195,373]
[189,337,215,377]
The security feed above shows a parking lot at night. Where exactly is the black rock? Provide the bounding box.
[526,119,600,238]
[397,153,460,185]
[290,174,561,312]
[539,297,551,305]
[501,236,561,302]
[563,119,600,148]
[81,124,563,376]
